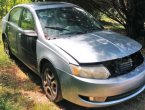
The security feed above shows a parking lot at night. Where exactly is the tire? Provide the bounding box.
[3,38,13,58]
[41,63,62,102]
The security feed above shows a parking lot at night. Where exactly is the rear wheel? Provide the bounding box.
[42,63,62,102]
[3,38,13,58]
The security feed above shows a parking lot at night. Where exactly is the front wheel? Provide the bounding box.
[42,63,62,102]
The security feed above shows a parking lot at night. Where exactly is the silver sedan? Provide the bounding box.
[2,2,145,107]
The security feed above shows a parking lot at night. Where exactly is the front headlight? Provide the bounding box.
[70,64,111,79]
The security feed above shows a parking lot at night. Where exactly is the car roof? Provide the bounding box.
[17,2,78,10]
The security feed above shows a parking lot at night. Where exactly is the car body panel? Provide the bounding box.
[1,2,145,108]
[6,22,19,55]
[17,29,38,70]
[37,40,73,75]
[57,59,145,107]
[50,30,142,63]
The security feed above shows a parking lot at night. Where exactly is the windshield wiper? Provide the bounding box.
[45,26,70,31]
[61,31,86,35]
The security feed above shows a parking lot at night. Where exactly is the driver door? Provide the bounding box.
[18,8,38,71]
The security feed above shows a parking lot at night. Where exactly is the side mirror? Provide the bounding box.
[23,30,37,37]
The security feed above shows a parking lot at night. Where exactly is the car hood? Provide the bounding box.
[50,30,142,63]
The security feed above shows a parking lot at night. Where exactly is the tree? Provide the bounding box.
[0,0,31,19]
[88,0,145,39]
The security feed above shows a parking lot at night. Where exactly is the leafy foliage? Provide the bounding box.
[0,0,31,18]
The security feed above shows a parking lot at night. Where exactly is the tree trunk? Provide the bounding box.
[126,16,138,39]
[125,0,144,40]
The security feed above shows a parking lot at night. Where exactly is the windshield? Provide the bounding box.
[36,7,103,38]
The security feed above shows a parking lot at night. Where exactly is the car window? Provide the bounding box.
[20,9,35,30]
[36,7,103,37]
[9,7,23,25]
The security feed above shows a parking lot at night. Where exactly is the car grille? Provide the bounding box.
[104,51,144,78]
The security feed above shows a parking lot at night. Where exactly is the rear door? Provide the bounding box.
[18,8,38,71]
[7,7,23,55]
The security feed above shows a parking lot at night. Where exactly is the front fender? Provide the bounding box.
[37,40,73,76]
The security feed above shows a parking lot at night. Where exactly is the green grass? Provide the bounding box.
[0,86,33,110]
[33,103,59,110]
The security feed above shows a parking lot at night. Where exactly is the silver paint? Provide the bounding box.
[57,59,145,107]
[2,2,145,108]
[50,31,142,63]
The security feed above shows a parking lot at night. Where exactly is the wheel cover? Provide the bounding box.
[43,68,58,100]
